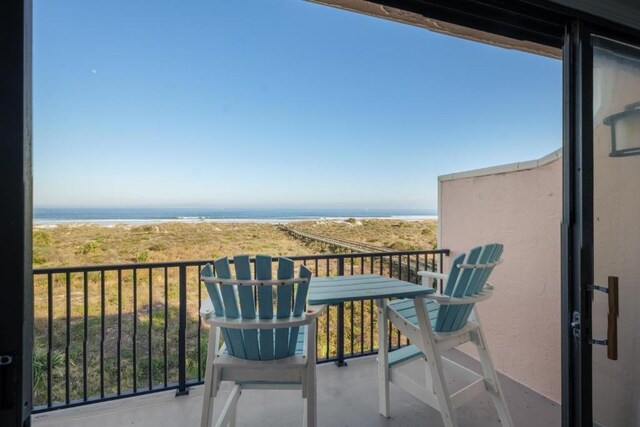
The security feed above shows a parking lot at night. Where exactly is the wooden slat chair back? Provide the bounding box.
[201,255,311,361]
[199,254,324,427]
[380,243,512,427]
[434,243,503,333]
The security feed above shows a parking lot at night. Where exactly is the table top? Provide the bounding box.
[307,274,434,305]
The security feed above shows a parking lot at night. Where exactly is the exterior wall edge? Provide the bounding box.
[438,148,562,182]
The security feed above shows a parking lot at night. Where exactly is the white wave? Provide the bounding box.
[33,214,438,227]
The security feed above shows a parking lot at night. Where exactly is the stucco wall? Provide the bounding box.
[438,151,562,403]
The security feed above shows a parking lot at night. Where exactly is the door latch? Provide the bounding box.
[571,311,605,344]
[571,311,581,338]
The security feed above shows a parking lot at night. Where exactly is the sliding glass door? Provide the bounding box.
[565,22,640,427]
[591,36,640,427]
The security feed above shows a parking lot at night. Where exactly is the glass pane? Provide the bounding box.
[593,36,640,426]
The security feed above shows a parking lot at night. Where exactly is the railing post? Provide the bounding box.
[439,252,445,293]
[335,257,347,367]
[176,265,189,396]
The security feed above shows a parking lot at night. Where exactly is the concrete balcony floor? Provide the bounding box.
[33,350,560,427]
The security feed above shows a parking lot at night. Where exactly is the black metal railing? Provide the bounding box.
[32,249,448,413]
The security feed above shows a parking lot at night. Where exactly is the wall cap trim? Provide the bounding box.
[439,148,562,182]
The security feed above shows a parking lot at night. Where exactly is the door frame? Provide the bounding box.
[5,1,640,426]
[0,0,33,426]
[562,19,594,427]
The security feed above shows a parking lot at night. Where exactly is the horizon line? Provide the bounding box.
[33,205,437,211]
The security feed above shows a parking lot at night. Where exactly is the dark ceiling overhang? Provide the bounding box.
[549,0,640,34]
[309,0,640,59]
[309,0,565,58]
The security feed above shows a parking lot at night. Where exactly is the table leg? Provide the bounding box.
[376,298,390,417]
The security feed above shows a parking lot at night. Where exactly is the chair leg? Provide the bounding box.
[228,388,239,427]
[201,327,220,427]
[471,311,514,427]
[215,384,241,427]
[202,392,215,427]
[376,299,390,418]
[304,323,318,427]
[425,347,457,427]
[304,378,317,427]
[414,297,458,427]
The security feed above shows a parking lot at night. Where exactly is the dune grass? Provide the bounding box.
[32,222,319,267]
[32,220,437,408]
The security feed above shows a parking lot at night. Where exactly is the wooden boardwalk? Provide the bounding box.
[279,225,396,253]
[279,225,439,282]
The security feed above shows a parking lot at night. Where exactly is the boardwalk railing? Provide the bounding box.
[279,225,398,253]
[32,249,448,412]
[280,226,436,283]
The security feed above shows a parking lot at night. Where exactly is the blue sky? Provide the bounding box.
[33,0,561,210]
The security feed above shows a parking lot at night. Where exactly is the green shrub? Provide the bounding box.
[33,252,46,265]
[33,230,51,247]
[77,241,98,255]
[389,241,413,251]
[149,243,167,252]
[32,341,65,402]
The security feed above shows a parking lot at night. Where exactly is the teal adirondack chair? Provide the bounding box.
[379,243,513,427]
[199,255,325,427]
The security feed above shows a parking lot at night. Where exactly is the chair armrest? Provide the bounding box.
[418,270,447,287]
[418,271,447,280]
[200,297,214,320]
[425,286,494,305]
[306,304,327,320]
[199,299,327,322]
[201,303,327,329]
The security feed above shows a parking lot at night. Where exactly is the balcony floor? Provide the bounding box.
[33,350,560,427]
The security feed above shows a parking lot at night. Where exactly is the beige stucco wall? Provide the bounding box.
[438,151,562,403]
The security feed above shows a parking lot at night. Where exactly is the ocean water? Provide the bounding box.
[34,207,437,226]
